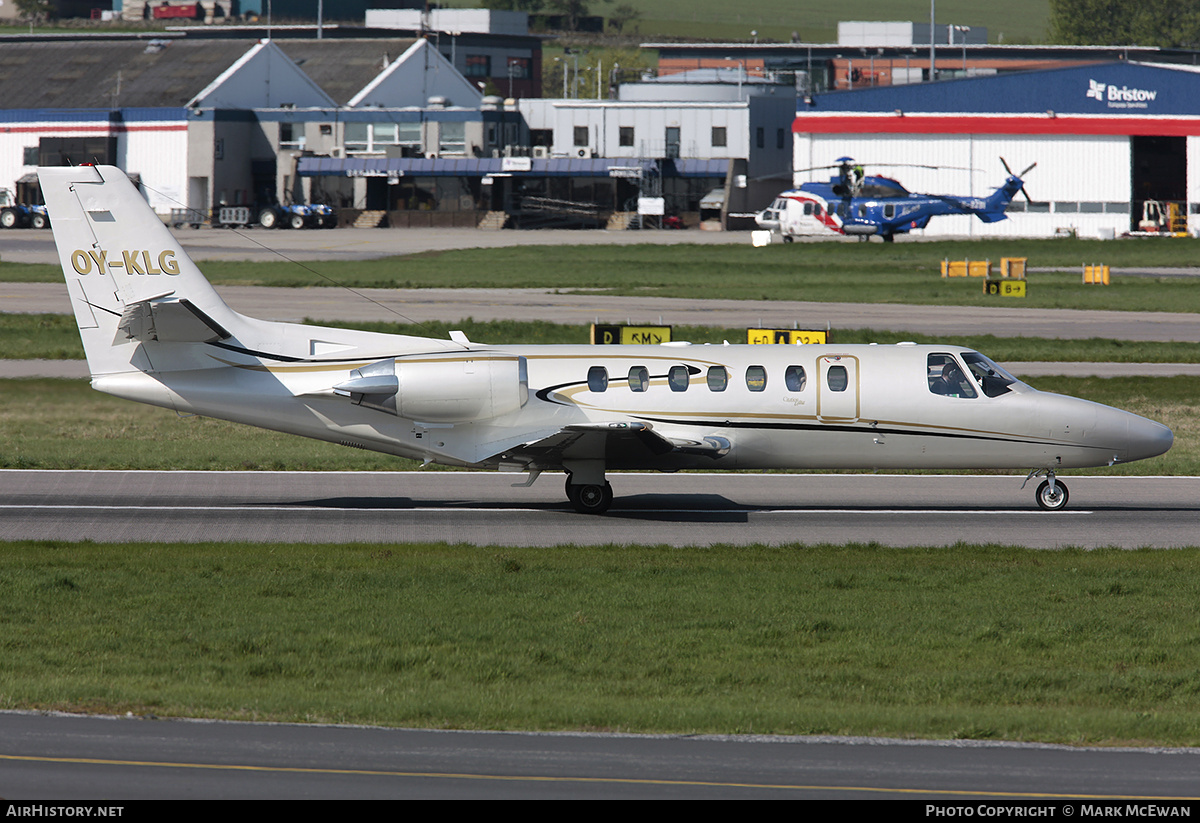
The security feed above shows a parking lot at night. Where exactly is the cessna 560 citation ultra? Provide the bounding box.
[41,165,1173,513]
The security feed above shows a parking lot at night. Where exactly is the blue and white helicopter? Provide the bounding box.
[756,157,1036,243]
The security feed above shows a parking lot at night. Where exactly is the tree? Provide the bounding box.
[480,0,546,12]
[1049,0,1200,47]
[608,3,642,34]
[14,0,53,24]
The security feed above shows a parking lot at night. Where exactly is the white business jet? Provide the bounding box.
[40,165,1172,513]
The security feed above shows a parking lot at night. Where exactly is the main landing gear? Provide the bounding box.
[565,477,613,514]
[563,462,613,514]
[1023,469,1070,511]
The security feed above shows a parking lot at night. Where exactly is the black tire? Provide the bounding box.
[289,214,306,230]
[258,208,278,229]
[1035,479,1069,511]
[30,213,47,229]
[568,482,613,515]
[0,208,18,229]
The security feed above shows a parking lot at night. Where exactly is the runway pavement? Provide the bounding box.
[3,711,1199,800]
[4,471,1198,549]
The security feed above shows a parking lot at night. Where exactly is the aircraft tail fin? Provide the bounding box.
[976,175,1025,224]
[38,165,242,377]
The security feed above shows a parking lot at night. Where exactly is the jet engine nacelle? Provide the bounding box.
[335,353,528,423]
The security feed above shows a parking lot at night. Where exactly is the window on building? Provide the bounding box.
[711,127,727,148]
[372,123,399,146]
[279,122,305,149]
[507,57,531,79]
[439,122,466,155]
[22,146,38,166]
[777,128,785,149]
[619,126,634,147]
[346,122,422,154]
[756,127,764,149]
[344,122,369,153]
[574,126,589,147]
[746,365,767,392]
[465,55,491,77]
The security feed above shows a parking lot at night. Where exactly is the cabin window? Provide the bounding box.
[803,202,813,215]
[587,366,608,393]
[857,204,867,218]
[883,204,895,219]
[813,203,823,217]
[672,367,691,393]
[785,365,806,392]
[707,366,728,392]
[668,365,690,392]
[962,352,1017,397]
[827,365,848,392]
[628,365,649,392]
[927,353,977,398]
[745,365,767,392]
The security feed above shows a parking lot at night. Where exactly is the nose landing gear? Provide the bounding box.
[1024,469,1070,511]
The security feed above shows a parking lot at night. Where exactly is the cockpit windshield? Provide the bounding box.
[962,352,1022,397]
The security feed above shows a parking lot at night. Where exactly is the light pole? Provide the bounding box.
[952,25,970,75]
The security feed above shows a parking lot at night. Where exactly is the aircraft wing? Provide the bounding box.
[504,421,730,469]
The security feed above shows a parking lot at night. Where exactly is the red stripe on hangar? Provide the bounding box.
[791,114,1200,136]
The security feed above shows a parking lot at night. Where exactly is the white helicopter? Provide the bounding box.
[40,165,1172,513]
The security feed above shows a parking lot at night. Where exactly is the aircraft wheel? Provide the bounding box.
[882,233,894,243]
[782,235,794,243]
[1035,479,1069,511]
[567,482,612,515]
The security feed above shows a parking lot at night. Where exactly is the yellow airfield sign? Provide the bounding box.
[591,325,673,345]
[747,329,829,345]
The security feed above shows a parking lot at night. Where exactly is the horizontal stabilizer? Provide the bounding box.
[117,296,231,344]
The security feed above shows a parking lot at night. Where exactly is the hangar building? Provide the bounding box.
[791,61,1200,237]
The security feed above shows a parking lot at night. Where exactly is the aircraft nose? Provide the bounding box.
[1125,415,1173,463]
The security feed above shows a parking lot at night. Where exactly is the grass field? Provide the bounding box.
[519,0,1052,44]
[3,541,1198,744]
[6,238,1200,311]
[4,2,1051,44]
[1,376,1192,475]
